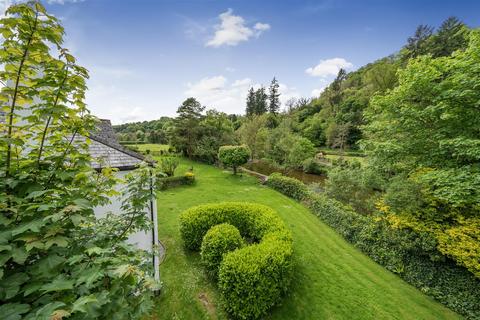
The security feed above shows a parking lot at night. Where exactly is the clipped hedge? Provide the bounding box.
[201,223,244,278]
[180,202,293,319]
[267,173,480,320]
[266,173,310,201]
[157,172,195,190]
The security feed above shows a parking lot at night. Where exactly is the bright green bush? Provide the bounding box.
[218,145,251,175]
[159,156,179,177]
[268,175,480,319]
[266,173,310,201]
[200,223,244,277]
[218,233,293,319]
[180,202,293,319]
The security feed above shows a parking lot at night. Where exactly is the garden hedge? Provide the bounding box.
[266,173,310,201]
[266,173,480,320]
[200,223,244,278]
[180,202,294,319]
[156,172,195,190]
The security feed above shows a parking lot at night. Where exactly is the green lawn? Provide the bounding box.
[324,153,366,164]
[125,143,169,152]
[151,158,460,320]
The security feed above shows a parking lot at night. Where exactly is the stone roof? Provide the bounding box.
[74,135,143,170]
[87,119,148,170]
[1,113,148,170]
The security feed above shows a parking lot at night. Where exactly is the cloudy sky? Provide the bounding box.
[1,0,480,123]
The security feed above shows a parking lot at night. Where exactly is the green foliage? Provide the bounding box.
[236,115,269,159]
[266,173,310,201]
[218,235,293,320]
[195,110,236,163]
[114,117,173,144]
[0,3,159,319]
[362,30,480,276]
[402,17,470,60]
[200,223,244,278]
[179,202,294,319]
[168,105,236,163]
[169,97,205,158]
[324,165,382,214]
[157,172,195,190]
[268,77,280,114]
[302,158,328,175]
[268,176,480,319]
[218,145,251,175]
[286,136,316,168]
[159,156,179,177]
[255,119,315,168]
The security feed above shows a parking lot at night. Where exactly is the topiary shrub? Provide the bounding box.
[218,145,251,175]
[266,173,310,201]
[218,232,293,319]
[180,202,293,319]
[201,223,244,278]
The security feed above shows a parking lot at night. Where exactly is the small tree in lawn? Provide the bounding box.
[218,145,250,175]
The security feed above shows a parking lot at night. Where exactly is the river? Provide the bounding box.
[243,160,326,185]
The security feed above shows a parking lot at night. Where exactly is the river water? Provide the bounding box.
[243,160,326,185]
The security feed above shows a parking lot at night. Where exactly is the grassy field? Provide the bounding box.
[151,158,459,320]
[124,143,169,152]
[324,153,366,164]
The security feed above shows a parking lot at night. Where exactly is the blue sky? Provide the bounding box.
[3,0,480,123]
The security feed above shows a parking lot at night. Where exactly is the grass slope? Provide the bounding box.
[152,158,459,320]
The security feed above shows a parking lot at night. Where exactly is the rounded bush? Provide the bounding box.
[201,223,244,277]
[218,145,251,175]
[180,202,293,319]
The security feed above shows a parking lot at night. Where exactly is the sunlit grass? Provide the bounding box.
[125,143,169,152]
[151,158,459,320]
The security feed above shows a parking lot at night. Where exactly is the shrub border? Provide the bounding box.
[266,173,480,320]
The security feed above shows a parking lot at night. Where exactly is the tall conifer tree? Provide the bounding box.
[268,77,281,114]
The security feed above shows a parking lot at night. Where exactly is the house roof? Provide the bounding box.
[1,112,150,171]
[86,119,151,171]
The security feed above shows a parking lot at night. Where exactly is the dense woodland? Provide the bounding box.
[115,16,480,302]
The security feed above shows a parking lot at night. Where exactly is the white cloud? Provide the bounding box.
[185,75,254,114]
[206,9,270,47]
[311,87,326,97]
[84,65,150,124]
[86,82,148,124]
[232,78,252,87]
[253,22,270,36]
[184,76,300,114]
[278,83,300,107]
[305,57,353,77]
